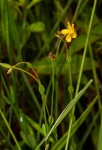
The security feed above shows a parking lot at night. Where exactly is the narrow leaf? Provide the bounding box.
[0,63,11,68]
[26,22,45,32]
[98,117,102,150]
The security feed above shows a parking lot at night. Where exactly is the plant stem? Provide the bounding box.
[75,0,97,95]
[51,61,55,117]
[65,45,73,150]
[13,66,39,84]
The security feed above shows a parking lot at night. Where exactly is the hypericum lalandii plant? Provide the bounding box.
[56,21,77,150]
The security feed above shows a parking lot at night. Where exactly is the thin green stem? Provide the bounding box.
[0,109,21,150]
[77,0,89,18]
[88,44,102,150]
[55,39,62,121]
[13,66,39,84]
[72,0,82,22]
[14,61,28,67]
[13,62,39,80]
[43,102,47,128]
[89,44,102,111]
[75,0,97,95]
[55,69,59,121]
[66,49,73,100]
[65,46,73,150]
[51,61,55,117]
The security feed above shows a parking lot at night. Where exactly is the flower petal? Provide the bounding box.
[61,29,69,35]
[72,24,74,28]
[72,32,77,38]
[66,34,71,42]
[67,22,72,29]
[69,29,74,34]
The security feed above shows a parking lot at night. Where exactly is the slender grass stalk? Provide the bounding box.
[77,0,89,18]
[89,44,102,111]
[98,118,102,150]
[72,0,82,22]
[89,44,102,150]
[75,0,97,95]
[0,109,21,150]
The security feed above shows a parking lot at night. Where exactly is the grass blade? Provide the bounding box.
[35,79,93,150]
[51,95,98,150]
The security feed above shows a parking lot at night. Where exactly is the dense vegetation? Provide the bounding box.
[0,0,102,149]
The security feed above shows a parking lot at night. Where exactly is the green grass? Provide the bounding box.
[0,0,102,149]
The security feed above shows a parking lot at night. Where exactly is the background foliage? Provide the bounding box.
[0,0,102,149]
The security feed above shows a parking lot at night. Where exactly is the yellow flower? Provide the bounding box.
[61,22,77,42]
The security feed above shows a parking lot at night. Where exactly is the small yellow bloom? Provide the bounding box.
[61,22,77,42]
